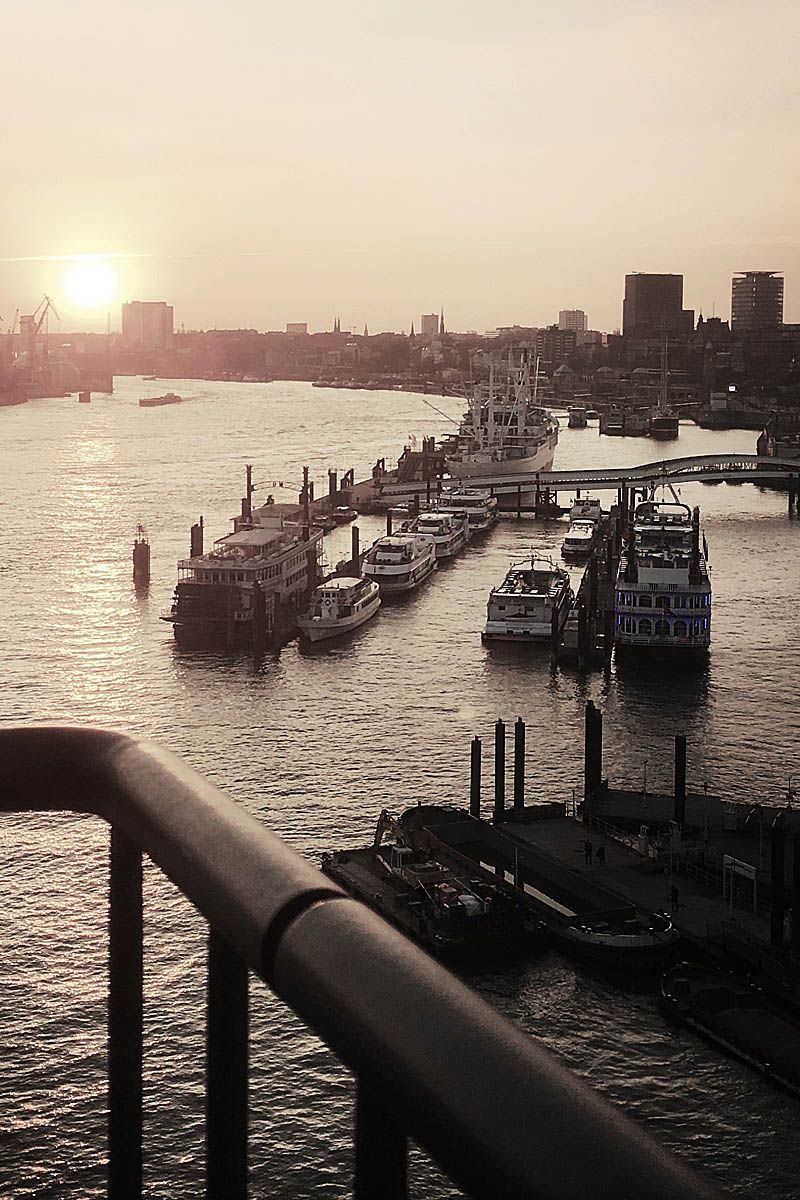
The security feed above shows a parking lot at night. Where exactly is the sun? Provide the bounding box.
[64,258,119,310]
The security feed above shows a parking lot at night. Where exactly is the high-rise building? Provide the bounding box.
[420,313,439,337]
[286,322,308,335]
[558,309,587,332]
[622,274,693,338]
[121,301,173,349]
[731,272,784,332]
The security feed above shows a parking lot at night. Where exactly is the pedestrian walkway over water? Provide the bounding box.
[378,453,800,499]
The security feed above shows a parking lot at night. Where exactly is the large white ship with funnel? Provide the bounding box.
[443,354,559,481]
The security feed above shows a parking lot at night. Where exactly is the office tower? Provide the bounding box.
[558,310,588,333]
[731,272,784,332]
[622,275,693,338]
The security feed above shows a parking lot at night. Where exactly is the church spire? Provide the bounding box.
[439,307,445,335]
[409,320,415,341]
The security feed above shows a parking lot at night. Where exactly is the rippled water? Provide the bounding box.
[2,379,800,1197]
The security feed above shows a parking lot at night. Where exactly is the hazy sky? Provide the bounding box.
[3,0,798,333]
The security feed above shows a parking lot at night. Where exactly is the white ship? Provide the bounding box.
[614,495,711,654]
[411,510,470,559]
[435,488,499,534]
[561,498,603,559]
[483,555,573,643]
[362,533,437,594]
[444,354,559,481]
[297,576,381,641]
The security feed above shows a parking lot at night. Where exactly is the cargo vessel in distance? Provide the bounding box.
[139,392,183,407]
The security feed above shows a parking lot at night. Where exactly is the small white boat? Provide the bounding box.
[412,510,470,559]
[435,488,499,534]
[568,497,602,524]
[483,555,573,643]
[561,519,596,559]
[362,533,437,594]
[297,576,380,641]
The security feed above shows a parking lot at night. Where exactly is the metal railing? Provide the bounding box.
[0,727,717,1199]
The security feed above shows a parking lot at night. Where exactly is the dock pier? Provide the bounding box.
[457,709,800,1000]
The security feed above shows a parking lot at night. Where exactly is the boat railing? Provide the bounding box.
[0,726,715,1200]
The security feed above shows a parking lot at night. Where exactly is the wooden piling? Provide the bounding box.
[584,701,603,803]
[351,525,360,574]
[513,718,525,810]
[493,719,505,821]
[674,734,687,824]
[386,511,393,536]
[470,737,481,818]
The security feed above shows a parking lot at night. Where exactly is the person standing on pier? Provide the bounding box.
[596,845,605,867]
[584,838,593,865]
[670,884,679,911]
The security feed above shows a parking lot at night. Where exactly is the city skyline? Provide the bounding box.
[3,0,798,333]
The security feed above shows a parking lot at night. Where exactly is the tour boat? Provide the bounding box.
[443,354,559,481]
[483,555,573,643]
[362,533,437,594]
[557,911,678,962]
[614,495,711,655]
[162,500,324,647]
[297,576,380,642]
[561,497,603,559]
[332,505,358,524]
[411,510,470,559]
[139,392,182,407]
[568,406,588,429]
[435,488,499,534]
[561,520,596,560]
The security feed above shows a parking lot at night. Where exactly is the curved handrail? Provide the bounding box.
[0,726,717,1199]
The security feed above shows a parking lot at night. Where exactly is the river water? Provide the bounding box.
[1,378,799,1197]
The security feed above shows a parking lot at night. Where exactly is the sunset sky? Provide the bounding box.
[3,0,798,334]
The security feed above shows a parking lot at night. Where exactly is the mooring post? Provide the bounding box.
[469,737,481,818]
[674,734,687,824]
[493,719,505,821]
[584,701,603,803]
[513,718,525,810]
[516,484,521,519]
[771,818,786,947]
[386,510,393,536]
[328,468,337,498]
[351,525,360,573]
[425,479,431,507]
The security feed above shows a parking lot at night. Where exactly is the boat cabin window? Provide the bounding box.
[638,594,652,607]
[638,618,652,634]
[654,619,669,636]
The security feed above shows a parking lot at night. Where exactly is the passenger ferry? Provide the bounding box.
[297,576,380,642]
[483,555,573,643]
[362,533,437,594]
[411,510,470,559]
[614,497,711,655]
[560,497,603,559]
[435,488,499,534]
[163,507,324,646]
[561,520,596,560]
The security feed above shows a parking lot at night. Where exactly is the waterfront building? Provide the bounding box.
[731,271,784,333]
[121,301,173,349]
[622,274,694,339]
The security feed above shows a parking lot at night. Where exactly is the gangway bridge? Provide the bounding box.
[377,453,800,501]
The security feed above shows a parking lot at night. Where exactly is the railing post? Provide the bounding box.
[355,1080,407,1199]
[109,828,143,1200]
[207,931,249,1199]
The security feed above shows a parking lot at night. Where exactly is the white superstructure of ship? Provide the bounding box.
[297,576,381,641]
[443,353,559,480]
[362,533,437,594]
[410,510,470,559]
[483,555,573,643]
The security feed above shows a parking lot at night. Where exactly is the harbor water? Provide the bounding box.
[1,379,799,1197]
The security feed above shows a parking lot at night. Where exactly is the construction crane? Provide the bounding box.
[21,295,60,369]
